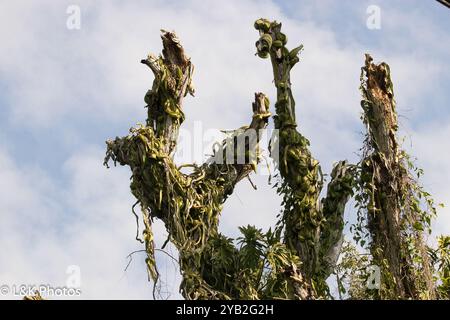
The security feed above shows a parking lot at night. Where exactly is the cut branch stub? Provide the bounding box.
[141,30,195,155]
[320,161,355,277]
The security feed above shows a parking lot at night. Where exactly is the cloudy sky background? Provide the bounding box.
[0,0,449,299]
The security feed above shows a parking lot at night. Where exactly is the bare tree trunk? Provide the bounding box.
[360,54,435,299]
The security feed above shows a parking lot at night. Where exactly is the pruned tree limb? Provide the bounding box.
[103,21,443,301]
[104,29,274,299]
[254,19,354,298]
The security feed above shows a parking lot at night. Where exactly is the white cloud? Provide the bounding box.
[0,146,181,299]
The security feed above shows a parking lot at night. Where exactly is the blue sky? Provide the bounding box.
[0,0,449,299]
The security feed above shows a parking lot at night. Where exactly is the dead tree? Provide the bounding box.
[105,20,442,300]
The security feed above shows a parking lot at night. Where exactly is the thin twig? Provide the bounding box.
[132,201,144,243]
